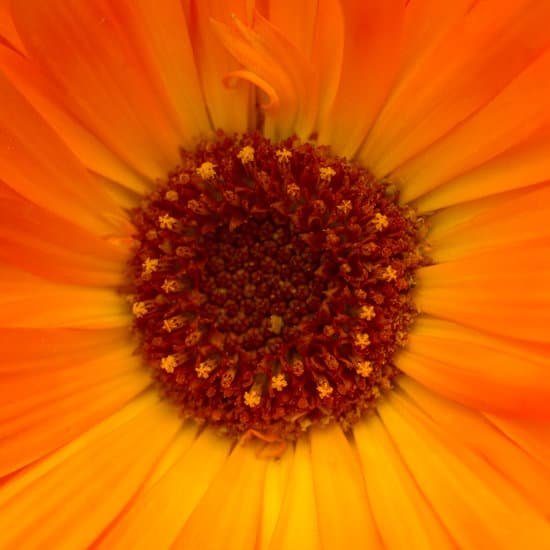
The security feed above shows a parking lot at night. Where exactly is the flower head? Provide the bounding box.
[1,1,549,548]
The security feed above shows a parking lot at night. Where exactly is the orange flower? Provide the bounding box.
[1,1,549,548]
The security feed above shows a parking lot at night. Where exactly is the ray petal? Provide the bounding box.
[309,424,382,549]
[0,393,180,548]
[97,427,231,549]
[399,317,550,417]
[399,377,550,515]
[379,393,550,548]
[173,441,267,549]
[354,415,454,549]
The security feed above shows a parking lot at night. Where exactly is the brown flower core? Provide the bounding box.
[127,132,425,440]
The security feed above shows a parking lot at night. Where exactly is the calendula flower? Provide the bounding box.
[1,1,549,548]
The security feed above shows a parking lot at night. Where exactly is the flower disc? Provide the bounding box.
[127,132,426,440]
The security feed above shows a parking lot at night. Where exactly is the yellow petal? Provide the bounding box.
[354,414,454,549]
[189,0,253,134]
[268,438,320,550]
[309,424,382,549]
[99,427,231,549]
[257,445,294,550]
[173,440,267,549]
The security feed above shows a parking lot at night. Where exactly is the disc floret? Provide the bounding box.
[127,132,425,440]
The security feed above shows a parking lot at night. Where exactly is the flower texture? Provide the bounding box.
[1,1,550,549]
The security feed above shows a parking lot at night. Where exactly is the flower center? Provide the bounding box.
[127,132,426,440]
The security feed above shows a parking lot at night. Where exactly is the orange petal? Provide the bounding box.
[416,130,550,212]
[379,392,550,548]
[0,44,150,195]
[309,424,381,549]
[415,242,550,341]
[173,440,267,549]
[396,46,550,203]
[398,0,474,73]
[188,0,253,134]
[266,0,318,57]
[97,427,231,549]
[486,415,550,470]
[112,0,212,146]
[354,415,454,549]
[0,345,150,476]
[318,0,405,158]
[399,316,550,417]
[11,0,198,181]
[212,11,313,141]
[1,339,139,415]
[0,187,127,286]
[399,377,550,515]
[0,327,129,371]
[268,438,320,550]
[0,393,180,548]
[0,72,123,236]
[361,0,550,180]
[426,183,550,263]
[309,0,345,130]
[0,267,130,329]
[264,0,345,138]
[0,0,24,51]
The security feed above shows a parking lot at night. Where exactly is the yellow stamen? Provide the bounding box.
[276,148,292,162]
[382,266,398,282]
[158,214,178,230]
[244,389,261,408]
[372,213,389,231]
[271,373,287,391]
[237,145,255,164]
[161,355,178,373]
[162,316,185,333]
[337,200,352,215]
[132,301,149,318]
[359,305,376,320]
[196,359,216,379]
[356,360,373,378]
[196,161,216,180]
[354,332,371,349]
[142,257,159,275]
[316,379,333,399]
[161,279,179,293]
[319,166,336,182]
